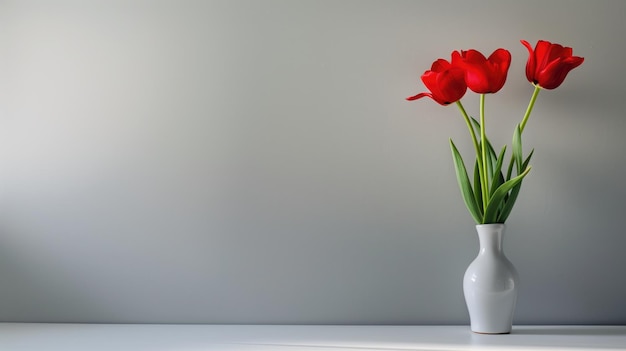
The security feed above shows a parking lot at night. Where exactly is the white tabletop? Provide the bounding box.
[0,324,625,350]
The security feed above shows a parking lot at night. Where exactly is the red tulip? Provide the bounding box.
[452,49,511,94]
[521,40,584,89]
[406,58,467,106]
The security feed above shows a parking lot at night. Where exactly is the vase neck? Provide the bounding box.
[476,224,505,254]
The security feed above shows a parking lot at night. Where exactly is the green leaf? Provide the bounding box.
[472,117,498,174]
[524,149,535,169]
[512,124,523,174]
[497,149,534,222]
[450,139,482,224]
[497,183,521,223]
[483,165,532,223]
[487,140,498,169]
[489,145,507,196]
[483,141,495,182]
[473,158,483,212]
[470,117,481,134]
[506,155,514,181]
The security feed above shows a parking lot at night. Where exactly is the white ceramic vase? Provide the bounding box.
[463,224,519,334]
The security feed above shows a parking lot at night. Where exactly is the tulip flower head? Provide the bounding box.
[451,49,511,94]
[406,58,467,106]
[521,40,584,89]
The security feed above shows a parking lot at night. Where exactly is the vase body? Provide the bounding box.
[463,224,519,334]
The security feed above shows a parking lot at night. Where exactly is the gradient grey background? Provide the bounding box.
[0,0,624,324]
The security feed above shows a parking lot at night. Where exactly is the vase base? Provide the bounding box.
[471,330,511,335]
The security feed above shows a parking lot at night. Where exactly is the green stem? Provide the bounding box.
[455,101,481,162]
[507,85,542,180]
[479,94,488,210]
[520,85,541,133]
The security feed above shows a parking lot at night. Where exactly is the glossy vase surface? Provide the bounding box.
[463,224,519,334]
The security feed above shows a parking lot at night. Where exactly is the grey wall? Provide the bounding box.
[0,0,625,324]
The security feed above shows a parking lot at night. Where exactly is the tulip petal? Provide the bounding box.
[488,49,511,68]
[436,68,467,103]
[454,50,491,93]
[534,40,553,67]
[488,49,511,92]
[537,56,585,89]
[461,49,488,65]
[562,46,573,57]
[431,58,452,72]
[521,40,536,83]
[520,40,534,53]
[464,66,491,93]
[406,92,433,101]
[451,51,464,70]
[421,70,441,95]
[543,43,567,68]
